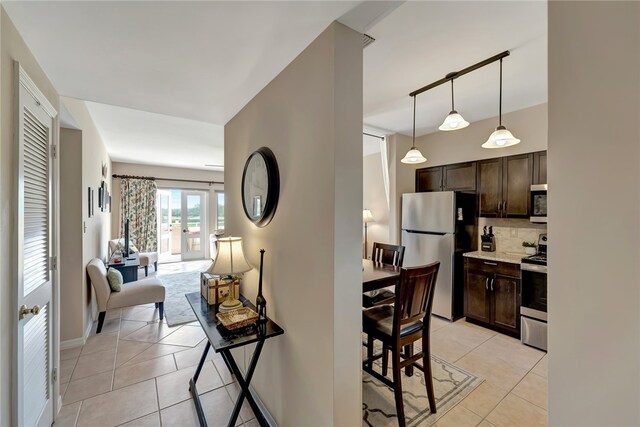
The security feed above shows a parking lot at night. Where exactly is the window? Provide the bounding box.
[216,191,225,230]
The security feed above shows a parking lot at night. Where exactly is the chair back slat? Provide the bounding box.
[371,242,405,267]
[394,262,440,334]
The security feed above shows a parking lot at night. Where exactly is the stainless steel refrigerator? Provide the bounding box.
[401,191,477,320]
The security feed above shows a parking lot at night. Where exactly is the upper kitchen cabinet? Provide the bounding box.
[479,154,532,218]
[533,151,547,185]
[416,162,476,192]
[416,167,443,192]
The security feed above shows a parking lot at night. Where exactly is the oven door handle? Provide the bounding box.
[521,263,548,274]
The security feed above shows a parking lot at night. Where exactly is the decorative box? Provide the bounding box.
[200,272,240,306]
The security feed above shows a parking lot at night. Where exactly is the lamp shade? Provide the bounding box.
[438,111,469,131]
[401,148,427,164]
[208,236,252,276]
[481,126,521,149]
[363,209,375,223]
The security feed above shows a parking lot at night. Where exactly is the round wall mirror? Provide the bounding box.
[241,147,280,227]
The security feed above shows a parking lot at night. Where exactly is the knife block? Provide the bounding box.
[481,236,496,252]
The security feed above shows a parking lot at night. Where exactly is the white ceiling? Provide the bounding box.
[83,101,224,170]
[4,1,547,167]
[363,1,547,136]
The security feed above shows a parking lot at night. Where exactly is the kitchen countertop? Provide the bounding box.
[463,251,525,265]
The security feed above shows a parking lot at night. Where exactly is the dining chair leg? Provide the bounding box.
[381,344,389,377]
[392,348,406,427]
[404,344,414,377]
[422,333,436,414]
[366,335,374,370]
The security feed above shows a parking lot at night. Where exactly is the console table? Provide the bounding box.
[107,252,140,283]
[186,292,284,427]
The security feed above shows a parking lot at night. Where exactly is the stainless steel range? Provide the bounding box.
[521,233,547,351]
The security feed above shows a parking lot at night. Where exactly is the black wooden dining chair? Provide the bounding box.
[362,242,405,308]
[362,261,440,427]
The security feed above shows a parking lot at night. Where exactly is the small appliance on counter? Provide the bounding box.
[481,226,496,252]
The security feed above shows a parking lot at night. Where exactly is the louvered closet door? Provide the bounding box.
[16,66,56,427]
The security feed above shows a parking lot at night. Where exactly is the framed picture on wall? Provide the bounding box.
[87,187,92,218]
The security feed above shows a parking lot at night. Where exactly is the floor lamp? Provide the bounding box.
[363,209,375,259]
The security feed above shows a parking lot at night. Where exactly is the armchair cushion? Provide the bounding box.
[107,278,165,310]
[139,252,158,267]
[86,259,112,312]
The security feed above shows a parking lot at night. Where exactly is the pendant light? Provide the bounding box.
[439,79,469,131]
[401,96,427,164]
[482,58,520,148]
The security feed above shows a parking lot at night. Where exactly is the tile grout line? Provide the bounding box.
[476,352,547,425]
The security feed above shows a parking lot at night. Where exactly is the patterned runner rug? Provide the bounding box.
[363,353,482,426]
[159,271,201,326]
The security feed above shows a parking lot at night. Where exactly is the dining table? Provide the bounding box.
[362,258,401,293]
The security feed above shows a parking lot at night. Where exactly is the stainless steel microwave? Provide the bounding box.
[530,184,547,223]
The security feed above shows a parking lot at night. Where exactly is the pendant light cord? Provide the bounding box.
[499,58,503,127]
[412,95,417,148]
[450,79,455,111]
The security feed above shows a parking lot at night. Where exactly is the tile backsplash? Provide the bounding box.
[478,218,547,254]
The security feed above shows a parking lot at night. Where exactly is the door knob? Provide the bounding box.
[183,229,187,233]
[19,304,41,320]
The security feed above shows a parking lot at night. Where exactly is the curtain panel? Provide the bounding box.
[120,178,158,252]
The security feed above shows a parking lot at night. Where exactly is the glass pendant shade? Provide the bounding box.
[439,110,469,131]
[402,96,427,165]
[401,148,427,164]
[482,125,521,149]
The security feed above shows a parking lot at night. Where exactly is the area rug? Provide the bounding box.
[363,353,483,426]
[159,271,201,326]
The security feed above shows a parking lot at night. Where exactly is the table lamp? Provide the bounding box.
[208,236,252,312]
[363,209,375,259]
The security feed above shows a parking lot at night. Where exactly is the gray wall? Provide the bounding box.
[60,129,84,342]
[224,22,362,425]
[548,2,640,425]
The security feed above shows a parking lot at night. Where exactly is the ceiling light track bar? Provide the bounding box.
[112,174,224,186]
[409,50,510,97]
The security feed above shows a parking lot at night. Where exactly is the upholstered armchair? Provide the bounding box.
[108,238,159,276]
[86,258,165,333]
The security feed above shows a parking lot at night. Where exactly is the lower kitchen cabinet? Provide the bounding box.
[464,258,521,337]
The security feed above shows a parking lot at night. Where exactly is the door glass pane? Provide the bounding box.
[171,190,182,256]
[187,195,201,234]
[216,192,225,230]
[159,193,171,254]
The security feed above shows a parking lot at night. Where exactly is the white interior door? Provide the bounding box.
[15,64,57,427]
[181,191,206,260]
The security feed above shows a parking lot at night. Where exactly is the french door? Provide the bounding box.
[181,191,206,260]
[157,190,173,261]
[15,64,57,427]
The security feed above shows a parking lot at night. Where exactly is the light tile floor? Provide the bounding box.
[55,261,547,426]
[429,317,548,427]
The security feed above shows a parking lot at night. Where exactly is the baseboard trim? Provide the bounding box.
[249,385,278,427]
[60,318,93,350]
[60,336,84,350]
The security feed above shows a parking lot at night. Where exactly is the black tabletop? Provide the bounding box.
[108,252,140,267]
[186,292,284,352]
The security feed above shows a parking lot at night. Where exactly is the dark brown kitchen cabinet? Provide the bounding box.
[533,151,547,185]
[416,162,476,192]
[464,258,521,337]
[477,158,502,217]
[478,154,532,218]
[416,167,443,192]
[464,271,491,323]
